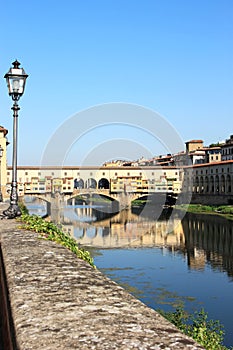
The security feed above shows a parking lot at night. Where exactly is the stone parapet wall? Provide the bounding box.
[0,218,204,349]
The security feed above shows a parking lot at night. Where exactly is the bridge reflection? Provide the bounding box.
[47,206,233,278]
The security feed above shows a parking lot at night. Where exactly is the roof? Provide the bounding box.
[185,140,203,144]
[185,159,233,168]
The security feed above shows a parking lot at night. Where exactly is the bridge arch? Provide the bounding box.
[98,178,109,189]
[74,178,84,189]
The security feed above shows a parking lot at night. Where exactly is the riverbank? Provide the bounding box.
[175,204,233,220]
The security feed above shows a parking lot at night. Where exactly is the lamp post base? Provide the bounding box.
[2,204,21,219]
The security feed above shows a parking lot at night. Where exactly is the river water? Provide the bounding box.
[27,202,233,347]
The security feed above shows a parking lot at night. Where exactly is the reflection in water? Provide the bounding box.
[30,203,233,347]
[48,204,233,279]
[53,205,185,249]
[183,213,233,279]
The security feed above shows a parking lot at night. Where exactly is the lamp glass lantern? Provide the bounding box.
[4,60,28,101]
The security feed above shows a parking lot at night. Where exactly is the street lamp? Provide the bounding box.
[3,60,28,219]
[0,145,3,202]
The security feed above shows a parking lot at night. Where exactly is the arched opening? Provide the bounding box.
[210,176,214,193]
[86,178,97,189]
[226,174,231,193]
[215,175,219,193]
[98,178,109,189]
[74,178,84,189]
[204,176,209,193]
[195,176,199,193]
[200,176,204,193]
[220,174,225,193]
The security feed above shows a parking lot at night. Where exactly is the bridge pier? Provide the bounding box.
[118,193,132,211]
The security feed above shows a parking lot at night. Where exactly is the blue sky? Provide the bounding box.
[0,0,232,165]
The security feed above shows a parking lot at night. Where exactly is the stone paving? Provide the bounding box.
[0,206,204,349]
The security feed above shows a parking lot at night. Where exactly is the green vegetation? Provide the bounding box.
[131,199,148,206]
[159,307,232,350]
[17,209,95,268]
[176,204,233,219]
[87,196,112,203]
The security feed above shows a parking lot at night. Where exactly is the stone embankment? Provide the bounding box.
[0,207,204,349]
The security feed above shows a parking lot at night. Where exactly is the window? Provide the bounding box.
[115,172,118,176]
[216,156,218,160]
[127,172,130,176]
[25,172,28,175]
[38,172,41,176]
[102,172,105,176]
[64,172,67,176]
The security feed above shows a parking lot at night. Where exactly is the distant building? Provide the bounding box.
[221,135,233,161]
[185,140,204,153]
[204,146,222,163]
[0,125,8,192]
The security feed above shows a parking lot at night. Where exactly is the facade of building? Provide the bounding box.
[204,146,222,163]
[185,140,204,153]
[0,126,8,192]
[221,135,233,161]
[184,160,233,205]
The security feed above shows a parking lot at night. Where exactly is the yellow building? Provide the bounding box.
[0,126,8,197]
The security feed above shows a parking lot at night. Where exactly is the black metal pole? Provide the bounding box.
[3,101,21,218]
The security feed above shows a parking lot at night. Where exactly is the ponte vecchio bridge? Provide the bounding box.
[6,166,183,211]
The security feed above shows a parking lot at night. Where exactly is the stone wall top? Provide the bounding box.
[0,218,204,349]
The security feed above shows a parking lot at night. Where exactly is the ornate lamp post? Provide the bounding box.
[0,145,3,202]
[3,60,28,219]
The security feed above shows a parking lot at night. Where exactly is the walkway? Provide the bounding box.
[0,205,204,349]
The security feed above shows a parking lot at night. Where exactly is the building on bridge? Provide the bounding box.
[3,165,183,199]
